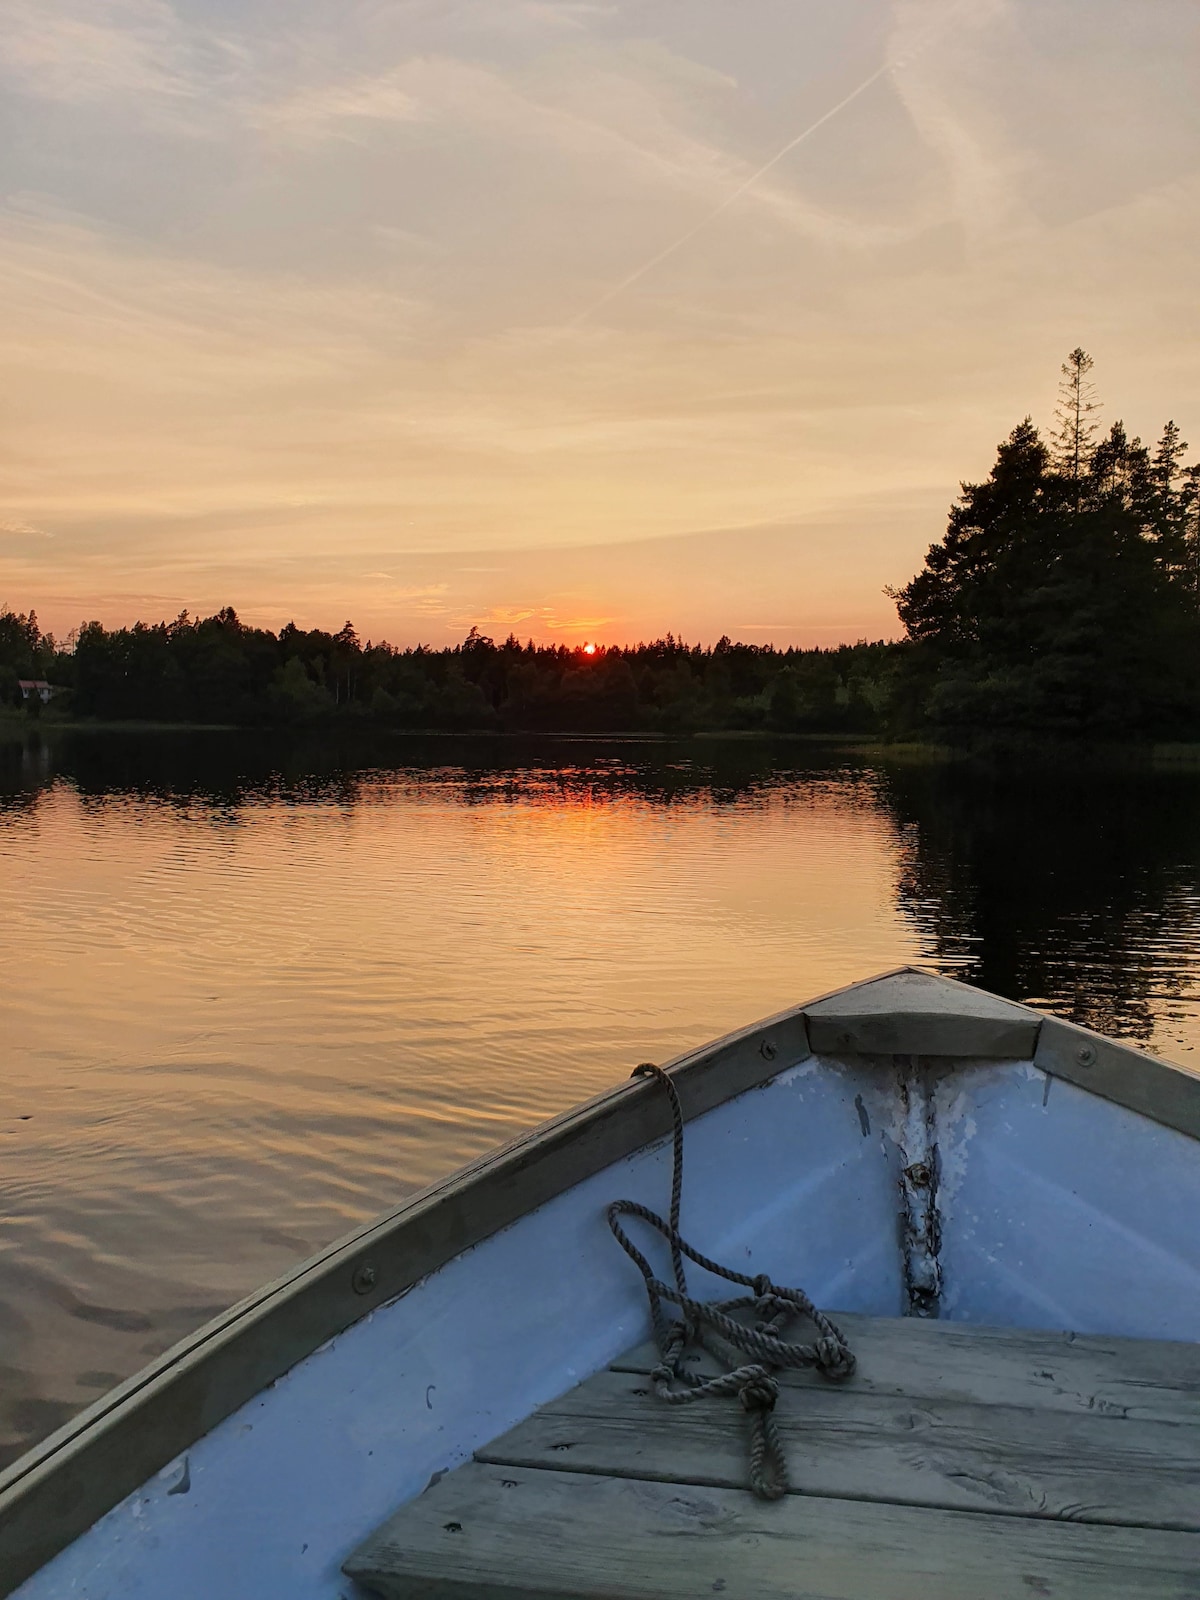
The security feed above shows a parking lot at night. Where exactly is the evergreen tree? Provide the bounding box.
[1181,463,1200,598]
[890,352,1200,738]
[887,418,1054,649]
[1052,347,1102,491]
[1146,421,1193,583]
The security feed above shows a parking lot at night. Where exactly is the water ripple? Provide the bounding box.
[3,735,1200,1465]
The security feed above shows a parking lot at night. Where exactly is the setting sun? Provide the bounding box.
[582,643,597,655]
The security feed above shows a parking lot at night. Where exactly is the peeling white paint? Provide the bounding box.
[771,1058,820,1088]
[934,1081,980,1215]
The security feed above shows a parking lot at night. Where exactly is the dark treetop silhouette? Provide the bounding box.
[888,352,1200,737]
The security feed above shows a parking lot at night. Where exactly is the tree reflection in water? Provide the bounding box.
[881,756,1200,1044]
[4,728,1200,1049]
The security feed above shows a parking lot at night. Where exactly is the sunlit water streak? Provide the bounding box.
[2,734,1199,1465]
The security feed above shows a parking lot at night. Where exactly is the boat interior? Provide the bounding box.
[3,968,1200,1599]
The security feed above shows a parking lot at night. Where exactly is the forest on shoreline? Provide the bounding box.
[1,612,897,738]
[4,352,1199,742]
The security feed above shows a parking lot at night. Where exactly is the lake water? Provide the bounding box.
[3,731,1200,1469]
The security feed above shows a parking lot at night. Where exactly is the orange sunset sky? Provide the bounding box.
[2,0,1198,647]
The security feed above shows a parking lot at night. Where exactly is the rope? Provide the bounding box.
[607,1062,855,1501]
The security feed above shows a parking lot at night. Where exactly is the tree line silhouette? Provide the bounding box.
[0,606,894,734]
[4,351,1198,739]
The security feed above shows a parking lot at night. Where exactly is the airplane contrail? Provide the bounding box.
[567,0,987,327]
[569,57,894,327]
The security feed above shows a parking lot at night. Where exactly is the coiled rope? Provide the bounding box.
[607,1062,856,1500]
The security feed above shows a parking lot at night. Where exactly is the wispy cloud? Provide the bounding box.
[0,0,253,133]
[408,1,617,40]
[388,584,452,613]
[570,57,898,322]
[253,46,907,253]
[0,0,186,102]
[887,0,1034,243]
[0,519,52,539]
[465,603,621,636]
[0,204,427,388]
[257,67,426,143]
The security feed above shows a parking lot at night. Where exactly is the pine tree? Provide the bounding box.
[1145,421,1192,581]
[1153,420,1187,490]
[1180,462,1200,599]
[1052,347,1101,489]
[888,353,1200,737]
[886,418,1051,647]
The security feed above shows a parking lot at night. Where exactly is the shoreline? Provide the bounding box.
[0,714,902,742]
[5,715,1199,766]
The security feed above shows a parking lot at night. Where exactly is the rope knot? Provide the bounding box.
[608,1061,855,1501]
[815,1334,856,1379]
[737,1370,779,1413]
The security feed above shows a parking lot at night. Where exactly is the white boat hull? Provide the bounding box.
[5,969,1200,1599]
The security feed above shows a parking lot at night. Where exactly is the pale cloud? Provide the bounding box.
[0,0,255,137]
[542,613,619,632]
[472,605,548,627]
[0,0,190,104]
[0,203,427,392]
[887,0,1037,242]
[258,67,426,143]
[422,1,617,39]
[257,47,904,251]
[467,603,622,636]
[0,519,52,539]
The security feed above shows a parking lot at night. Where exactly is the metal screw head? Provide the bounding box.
[1076,1045,1096,1067]
[759,1039,777,1061]
[351,1262,377,1295]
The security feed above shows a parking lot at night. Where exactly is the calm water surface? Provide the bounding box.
[3,731,1200,1466]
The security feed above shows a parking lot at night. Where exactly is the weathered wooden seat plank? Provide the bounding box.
[345,1316,1200,1600]
[345,1462,1200,1600]
[614,1311,1200,1422]
[476,1367,1200,1528]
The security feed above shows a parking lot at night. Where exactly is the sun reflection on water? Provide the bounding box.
[1,733,1199,1468]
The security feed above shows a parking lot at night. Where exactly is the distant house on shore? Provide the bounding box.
[18,679,58,704]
